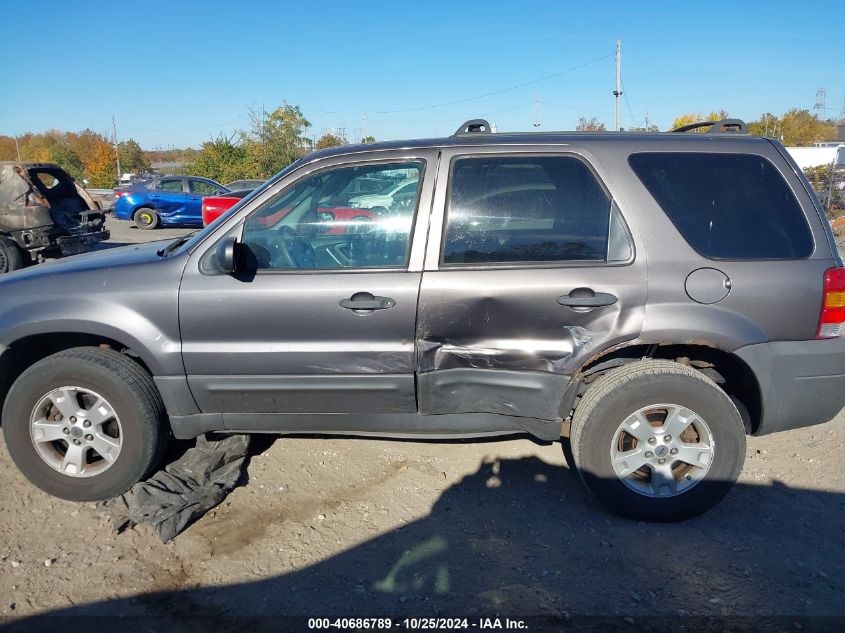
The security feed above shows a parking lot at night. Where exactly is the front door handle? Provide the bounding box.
[340,292,396,311]
[557,287,618,308]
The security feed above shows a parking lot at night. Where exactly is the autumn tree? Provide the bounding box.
[242,104,311,178]
[21,132,84,180]
[115,139,151,174]
[671,110,730,131]
[779,109,836,146]
[315,133,346,150]
[85,140,118,188]
[68,129,108,167]
[576,117,606,132]
[0,135,18,160]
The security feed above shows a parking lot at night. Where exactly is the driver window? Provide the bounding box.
[241,161,423,271]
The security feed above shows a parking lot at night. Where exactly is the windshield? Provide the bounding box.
[167,160,303,256]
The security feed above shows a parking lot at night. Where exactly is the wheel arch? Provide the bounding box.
[563,343,763,435]
[0,331,162,426]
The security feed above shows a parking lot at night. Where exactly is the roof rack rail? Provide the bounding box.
[453,119,493,136]
[671,118,747,134]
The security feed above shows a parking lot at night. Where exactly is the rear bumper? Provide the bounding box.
[735,338,845,435]
[56,230,110,255]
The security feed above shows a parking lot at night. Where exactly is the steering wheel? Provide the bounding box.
[267,226,316,269]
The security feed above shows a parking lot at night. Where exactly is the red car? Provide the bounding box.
[202,190,376,233]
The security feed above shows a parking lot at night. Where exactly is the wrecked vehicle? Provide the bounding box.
[1,119,844,522]
[0,162,109,273]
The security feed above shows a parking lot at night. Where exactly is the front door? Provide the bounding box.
[178,154,436,425]
[185,178,226,224]
[417,148,646,421]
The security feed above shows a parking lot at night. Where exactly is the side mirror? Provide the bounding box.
[216,236,238,273]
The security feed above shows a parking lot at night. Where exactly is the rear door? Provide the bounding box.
[417,146,647,421]
[149,177,190,215]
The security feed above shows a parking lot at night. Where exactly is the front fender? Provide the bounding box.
[0,245,186,376]
[0,300,181,376]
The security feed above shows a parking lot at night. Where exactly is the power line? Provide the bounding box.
[373,52,614,114]
[541,101,616,117]
[120,114,251,133]
[110,52,614,136]
[366,101,533,125]
[620,78,643,126]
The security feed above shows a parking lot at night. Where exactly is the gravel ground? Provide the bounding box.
[1,216,844,623]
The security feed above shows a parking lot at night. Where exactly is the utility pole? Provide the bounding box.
[14,134,21,161]
[533,96,541,127]
[815,87,826,116]
[362,112,367,142]
[112,115,121,183]
[613,39,622,131]
[827,157,837,214]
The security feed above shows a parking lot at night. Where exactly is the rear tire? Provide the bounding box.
[568,360,745,522]
[2,347,169,501]
[133,208,159,230]
[0,236,24,274]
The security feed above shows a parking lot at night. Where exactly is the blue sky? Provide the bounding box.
[1,0,842,149]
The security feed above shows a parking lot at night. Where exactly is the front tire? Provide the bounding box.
[568,360,745,522]
[2,348,169,501]
[133,207,159,230]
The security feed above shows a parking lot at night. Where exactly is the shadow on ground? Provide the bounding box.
[5,449,845,632]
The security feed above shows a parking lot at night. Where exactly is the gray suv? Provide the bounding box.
[1,119,843,521]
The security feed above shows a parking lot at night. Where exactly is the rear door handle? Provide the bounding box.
[340,292,396,311]
[557,287,618,308]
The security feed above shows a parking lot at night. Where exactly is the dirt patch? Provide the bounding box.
[2,421,845,618]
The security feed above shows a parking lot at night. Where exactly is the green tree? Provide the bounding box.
[576,117,606,131]
[118,139,151,173]
[242,104,311,178]
[626,124,659,132]
[361,135,376,144]
[184,133,249,183]
[21,132,84,180]
[804,164,844,218]
[747,112,780,138]
[779,109,836,146]
[315,133,346,150]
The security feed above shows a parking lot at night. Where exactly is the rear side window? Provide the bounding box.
[157,179,183,193]
[629,152,813,259]
[443,156,617,265]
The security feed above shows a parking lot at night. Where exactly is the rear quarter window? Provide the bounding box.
[628,152,813,259]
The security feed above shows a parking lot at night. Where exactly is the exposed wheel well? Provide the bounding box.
[568,344,762,434]
[0,333,151,424]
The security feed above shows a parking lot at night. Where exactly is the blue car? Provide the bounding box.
[114,176,229,229]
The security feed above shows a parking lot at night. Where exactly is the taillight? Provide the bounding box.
[115,191,130,199]
[817,267,845,339]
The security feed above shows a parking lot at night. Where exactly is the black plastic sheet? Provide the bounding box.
[98,434,251,543]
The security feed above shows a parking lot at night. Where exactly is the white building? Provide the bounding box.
[785,144,845,169]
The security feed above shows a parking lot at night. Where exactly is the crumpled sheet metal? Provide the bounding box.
[97,434,250,543]
[417,325,596,375]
